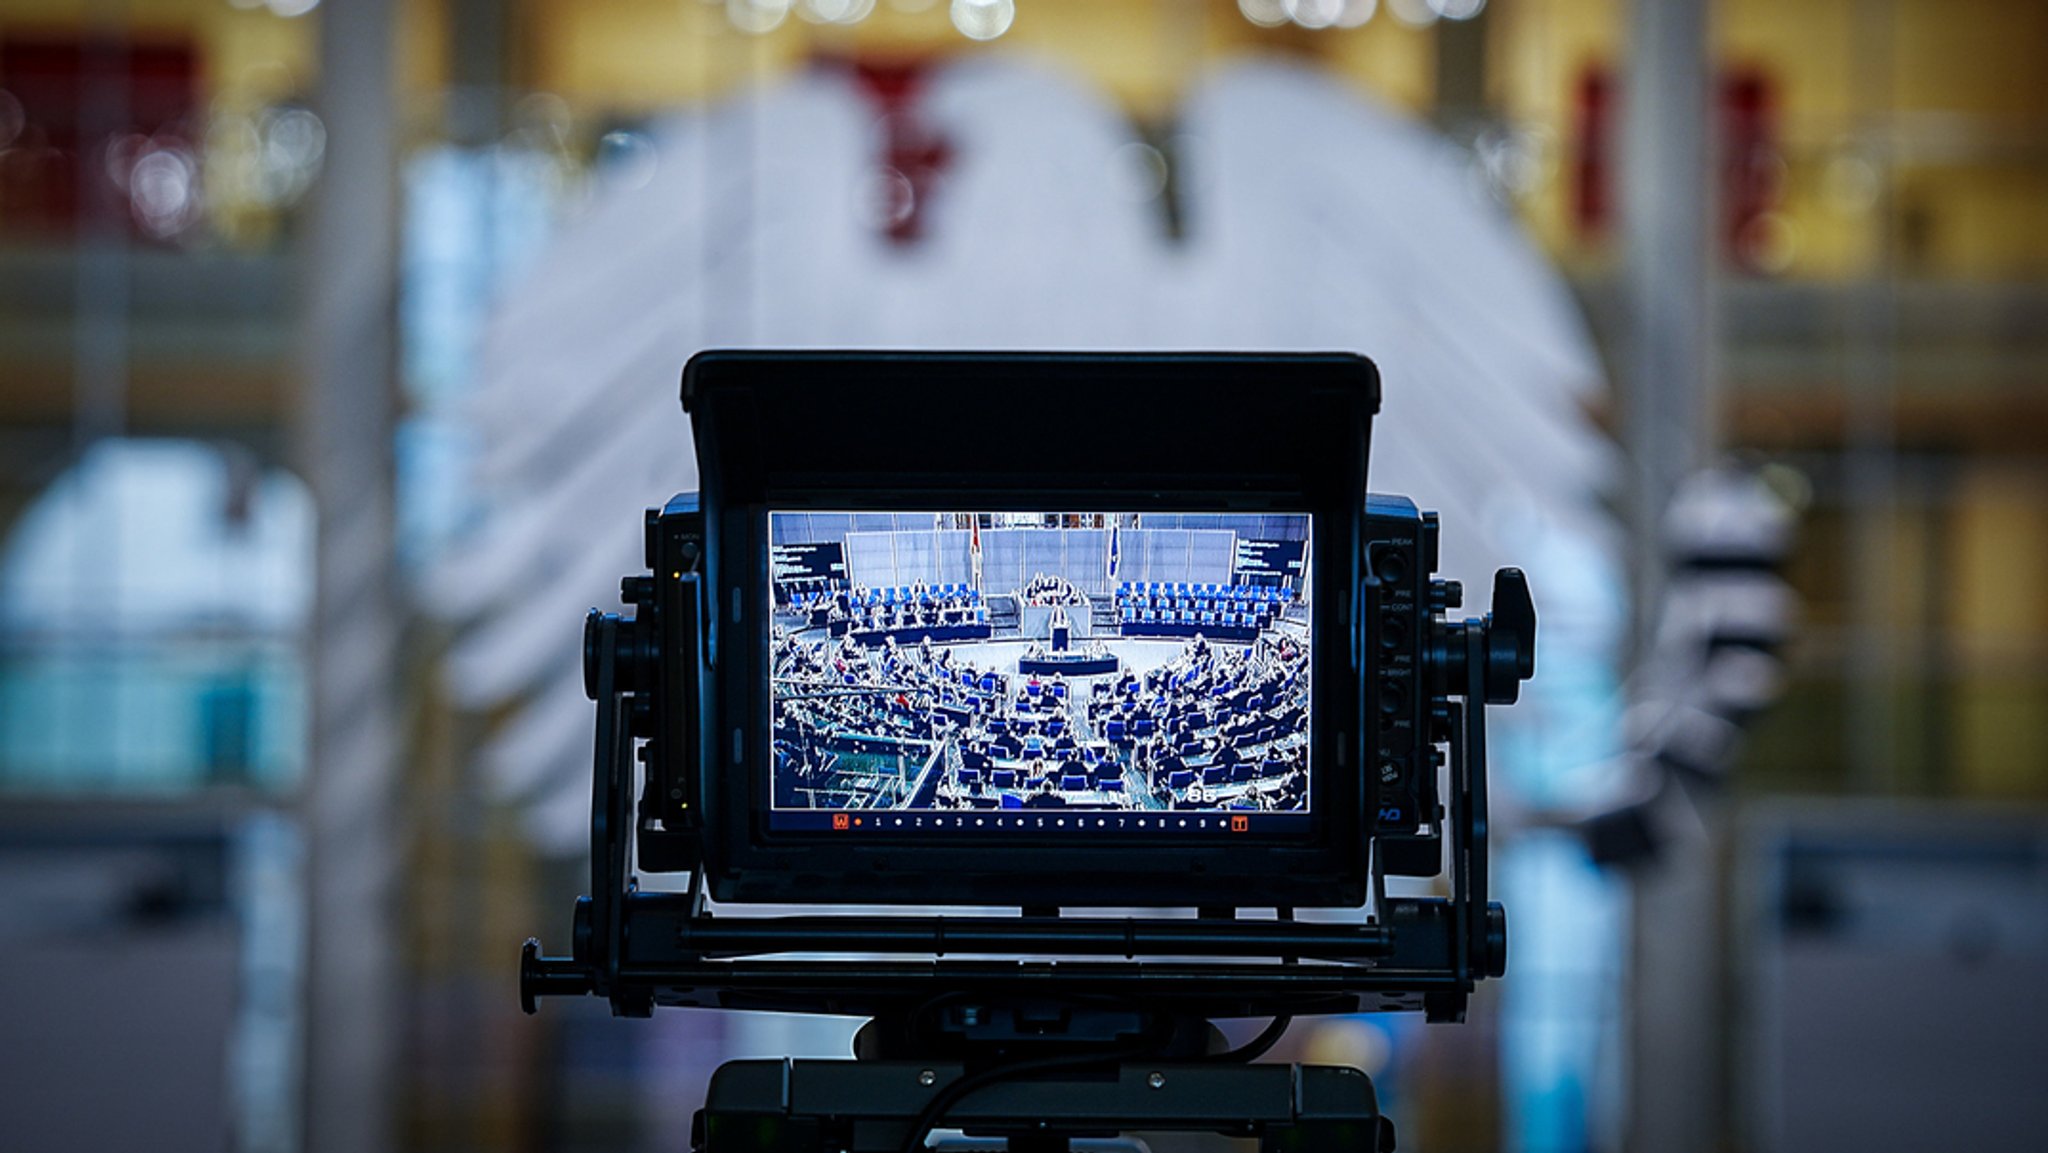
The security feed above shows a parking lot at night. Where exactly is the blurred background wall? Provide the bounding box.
[0,2,2043,1153]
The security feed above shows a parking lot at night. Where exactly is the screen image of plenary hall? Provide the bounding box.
[769,512,1312,829]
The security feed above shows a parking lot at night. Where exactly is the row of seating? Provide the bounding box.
[958,764,1126,792]
[992,781,1125,808]
[853,583,981,607]
[848,606,989,628]
[977,715,1066,740]
[1120,606,1273,629]
[1166,759,1297,789]
[1118,581,1293,602]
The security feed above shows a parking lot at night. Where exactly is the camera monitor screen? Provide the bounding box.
[767,511,1313,838]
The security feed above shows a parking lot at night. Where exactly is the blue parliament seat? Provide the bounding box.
[1168,769,1196,790]
[1001,792,1023,809]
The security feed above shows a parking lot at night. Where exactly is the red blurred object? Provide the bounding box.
[1571,66,1615,240]
[0,35,196,235]
[1570,62,1782,269]
[1720,67,1781,273]
[832,55,952,245]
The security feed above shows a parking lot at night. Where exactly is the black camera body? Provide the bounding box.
[527,350,1532,1030]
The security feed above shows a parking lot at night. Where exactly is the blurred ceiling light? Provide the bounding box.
[264,0,321,17]
[1237,0,1290,28]
[1107,141,1168,203]
[1427,0,1486,18]
[104,132,152,191]
[728,0,792,34]
[254,105,325,206]
[264,107,325,174]
[951,0,1014,40]
[130,145,202,238]
[802,0,877,24]
[1285,0,1345,30]
[1335,0,1377,28]
[1385,0,1438,26]
[1822,152,1882,214]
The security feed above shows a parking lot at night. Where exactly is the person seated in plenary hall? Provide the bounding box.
[1022,777,1069,809]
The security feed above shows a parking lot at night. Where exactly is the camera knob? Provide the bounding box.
[1480,569,1536,705]
[584,609,659,699]
[1431,579,1463,612]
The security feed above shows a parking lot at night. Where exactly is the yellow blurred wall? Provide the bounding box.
[7,0,2042,279]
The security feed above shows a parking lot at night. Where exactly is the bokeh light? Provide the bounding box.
[802,0,878,25]
[1385,0,1438,27]
[1428,0,1487,19]
[1286,0,1345,31]
[1237,0,1290,29]
[951,0,1016,41]
[728,0,793,34]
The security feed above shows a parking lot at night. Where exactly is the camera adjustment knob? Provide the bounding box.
[621,575,656,606]
[1479,568,1536,705]
[1430,579,1463,612]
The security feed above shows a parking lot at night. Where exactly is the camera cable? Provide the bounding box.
[898,1026,1170,1153]
[1204,1014,1292,1063]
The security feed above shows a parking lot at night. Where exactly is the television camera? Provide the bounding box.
[521,351,1535,1152]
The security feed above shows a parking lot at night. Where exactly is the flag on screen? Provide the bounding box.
[970,520,982,588]
[1107,522,1120,584]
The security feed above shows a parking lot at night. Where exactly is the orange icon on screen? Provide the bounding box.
[1231,815,1249,832]
[832,813,850,830]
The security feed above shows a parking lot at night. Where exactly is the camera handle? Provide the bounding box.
[1440,568,1533,991]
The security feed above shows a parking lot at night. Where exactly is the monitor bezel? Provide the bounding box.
[681,350,1379,908]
